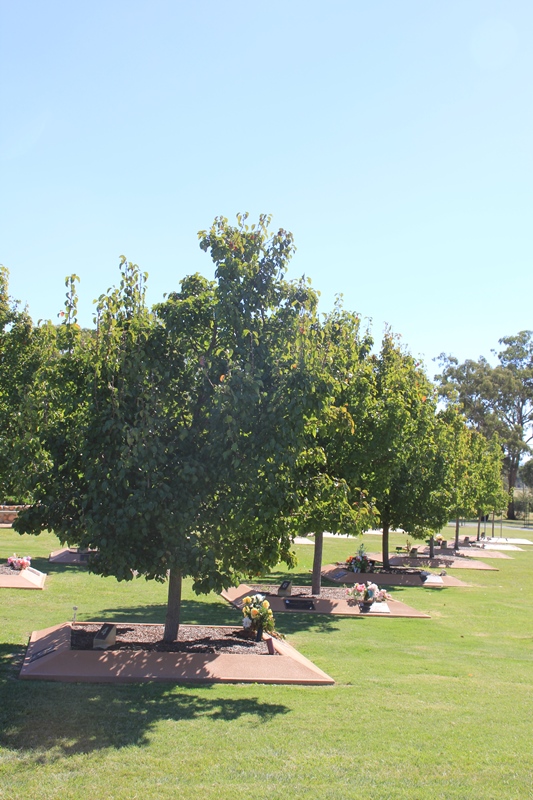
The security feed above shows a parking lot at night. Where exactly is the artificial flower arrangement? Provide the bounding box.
[7,554,31,570]
[345,581,392,605]
[241,594,276,636]
[345,543,373,573]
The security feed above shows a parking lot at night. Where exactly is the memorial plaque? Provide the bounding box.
[79,553,90,562]
[284,598,315,610]
[332,570,347,580]
[277,579,292,597]
[93,623,117,650]
[29,644,57,663]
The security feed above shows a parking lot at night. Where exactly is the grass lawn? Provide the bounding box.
[1,524,532,800]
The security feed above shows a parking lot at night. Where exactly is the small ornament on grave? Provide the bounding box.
[277,580,292,597]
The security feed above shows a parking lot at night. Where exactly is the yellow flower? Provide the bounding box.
[242,605,250,614]
[251,608,259,617]
[243,596,252,605]
[262,600,270,609]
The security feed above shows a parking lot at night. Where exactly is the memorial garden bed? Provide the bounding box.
[19,621,334,685]
[222,583,431,618]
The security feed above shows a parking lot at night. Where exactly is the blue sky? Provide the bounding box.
[1,0,531,373]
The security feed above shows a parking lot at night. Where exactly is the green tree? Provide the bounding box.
[361,335,453,569]
[15,215,321,641]
[0,266,51,502]
[470,433,508,540]
[521,459,533,489]
[437,331,533,518]
[437,408,506,549]
[292,302,377,595]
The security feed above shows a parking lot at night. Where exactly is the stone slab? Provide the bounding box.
[422,574,444,586]
[49,548,97,564]
[477,537,533,545]
[19,622,334,685]
[222,584,430,618]
[0,566,47,589]
[321,564,468,588]
[471,543,523,551]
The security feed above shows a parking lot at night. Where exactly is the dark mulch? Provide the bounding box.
[335,563,428,575]
[249,584,348,599]
[370,567,425,574]
[71,623,274,655]
[0,564,24,576]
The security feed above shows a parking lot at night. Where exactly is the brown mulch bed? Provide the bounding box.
[336,562,436,574]
[249,584,349,599]
[71,623,275,655]
[0,564,25,576]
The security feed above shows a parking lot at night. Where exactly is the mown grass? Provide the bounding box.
[1,525,532,800]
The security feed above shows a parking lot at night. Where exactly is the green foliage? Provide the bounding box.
[0,266,51,501]
[289,301,377,592]
[358,334,454,565]
[520,458,533,489]
[437,331,533,515]
[14,216,322,638]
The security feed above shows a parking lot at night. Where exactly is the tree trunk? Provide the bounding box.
[311,531,323,596]
[477,514,481,541]
[507,456,520,519]
[491,509,495,538]
[429,534,435,559]
[382,519,390,570]
[163,567,182,642]
[454,517,460,550]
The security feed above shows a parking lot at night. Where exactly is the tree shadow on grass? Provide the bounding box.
[254,568,315,586]
[91,597,239,626]
[92,596,348,635]
[29,556,89,576]
[0,644,290,763]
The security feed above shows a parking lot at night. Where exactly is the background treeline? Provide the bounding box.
[1,215,531,639]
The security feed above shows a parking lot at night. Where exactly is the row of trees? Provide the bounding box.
[1,216,509,639]
[436,330,533,518]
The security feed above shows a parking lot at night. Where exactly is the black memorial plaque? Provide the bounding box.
[284,598,315,610]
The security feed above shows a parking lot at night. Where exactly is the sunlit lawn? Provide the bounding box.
[1,524,532,800]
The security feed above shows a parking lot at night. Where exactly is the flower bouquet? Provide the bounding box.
[345,581,391,607]
[241,594,276,640]
[7,554,31,570]
[345,543,373,573]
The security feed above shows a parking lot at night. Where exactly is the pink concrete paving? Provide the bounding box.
[49,547,97,564]
[415,546,511,560]
[19,622,334,685]
[321,564,468,588]
[0,566,47,589]
[222,584,430,618]
[365,552,498,571]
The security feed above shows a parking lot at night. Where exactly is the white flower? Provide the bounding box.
[242,617,252,629]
